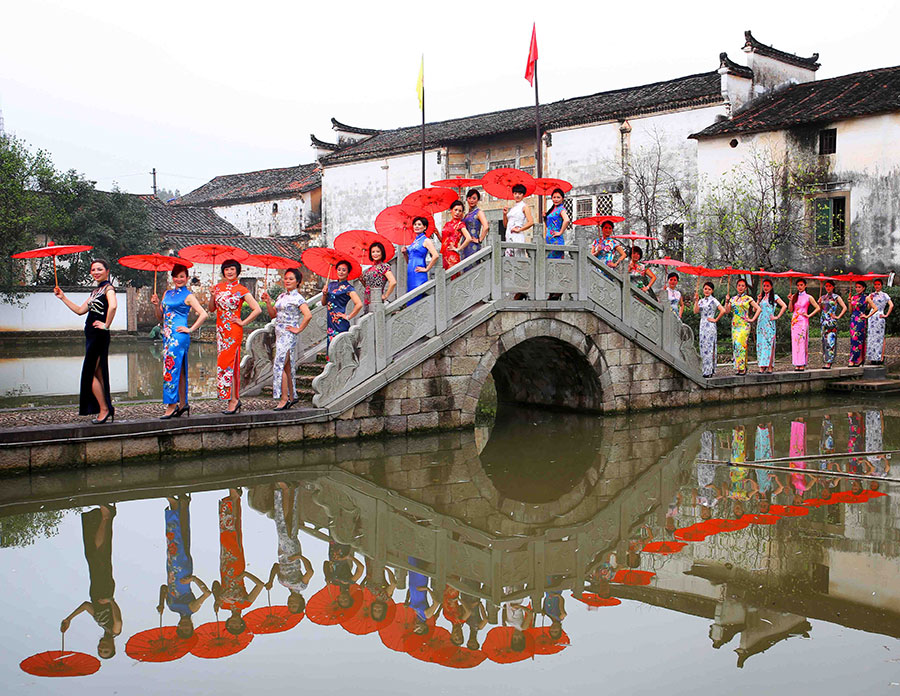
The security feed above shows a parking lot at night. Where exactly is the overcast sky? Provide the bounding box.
[2,0,897,197]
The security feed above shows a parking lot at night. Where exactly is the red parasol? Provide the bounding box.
[402,626,457,664]
[437,646,488,669]
[340,589,397,635]
[572,592,622,608]
[525,626,570,655]
[572,215,625,227]
[642,541,687,555]
[402,187,459,214]
[482,626,536,664]
[12,241,94,288]
[431,177,483,194]
[119,253,194,295]
[533,177,573,195]
[613,233,657,242]
[178,244,250,266]
[244,605,305,635]
[20,650,100,678]
[301,248,362,282]
[379,605,436,652]
[612,569,656,586]
[125,625,198,662]
[374,205,434,245]
[828,272,889,283]
[646,257,690,268]
[305,584,364,625]
[334,230,396,265]
[190,620,253,659]
[481,168,536,199]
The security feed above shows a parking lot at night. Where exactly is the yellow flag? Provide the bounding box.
[416,55,424,111]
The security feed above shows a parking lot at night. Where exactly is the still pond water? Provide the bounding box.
[2,395,899,694]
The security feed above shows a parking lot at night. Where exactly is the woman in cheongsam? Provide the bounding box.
[462,189,489,259]
[818,280,846,368]
[694,282,725,377]
[590,220,626,269]
[208,259,261,414]
[628,246,657,294]
[848,281,868,366]
[260,268,312,410]
[360,242,396,312]
[325,260,362,350]
[788,279,820,371]
[724,278,760,375]
[865,278,894,364]
[544,188,570,260]
[755,278,786,373]
[441,200,472,277]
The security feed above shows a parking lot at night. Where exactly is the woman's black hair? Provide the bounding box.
[856,281,868,293]
[824,279,837,294]
[631,245,643,259]
[91,258,110,271]
[667,272,679,281]
[600,220,614,230]
[511,183,527,195]
[335,260,352,273]
[703,281,715,292]
[544,188,566,220]
[412,216,430,231]
[466,189,481,202]
[449,199,464,211]
[761,277,775,305]
[736,277,749,293]
[171,263,188,278]
[796,278,807,289]
[283,267,302,284]
[368,242,386,263]
[221,259,242,276]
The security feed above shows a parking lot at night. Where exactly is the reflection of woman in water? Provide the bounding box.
[502,601,533,653]
[754,423,784,499]
[542,576,567,643]
[213,489,266,635]
[324,542,364,610]
[264,483,314,615]
[788,419,812,500]
[363,558,396,623]
[865,410,892,478]
[441,585,471,646]
[157,495,211,638]
[406,558,441,634]
[61,505,122,659]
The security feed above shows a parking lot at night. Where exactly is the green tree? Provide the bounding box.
[0,509,69,548]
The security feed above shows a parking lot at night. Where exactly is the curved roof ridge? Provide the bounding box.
[330,117,381,136]
[743,30,820,70]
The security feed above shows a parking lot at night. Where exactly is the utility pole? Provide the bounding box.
[150,168,158,196]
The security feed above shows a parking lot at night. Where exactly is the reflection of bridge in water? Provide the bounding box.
[3,399,898,666]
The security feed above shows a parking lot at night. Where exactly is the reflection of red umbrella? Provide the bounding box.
[334,230,396,264]
[612,569,656,586]
[119,253,195,295]
[300,248,362,282]
[402,626,456,663]
[306,584,364,625]
[482,626,536,664]
[402,187,458,214]
[642,541,687,554]
[533,177,573,195]
[768,504,809,517]
[744,513,780,525]
[375,205,434,245]
[178,244,250,266]
[379,605,436,652]
[243,253,298,288]
[12,242,94,288]
[525,626,570,655]
[190,620,254,659]
[572,592,622,608]
[481,168,536,199]
[340,589,397,635]
[244,605,305,635]
[438,646,488,669]
[572,215,625,226]
[431,177,483,194]
[126,625,198,662]
[20,650,100,678]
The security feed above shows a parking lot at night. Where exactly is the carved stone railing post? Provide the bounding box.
[490,232,502,301]
[434,263,447,335]
[577,235,590,301]
[373,302,388,372]
[534,229,547,301]
[394,253,407,298]
[620,264,631,326]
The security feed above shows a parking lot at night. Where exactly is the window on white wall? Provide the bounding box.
[575,198,593,219]
[596,194,613,216]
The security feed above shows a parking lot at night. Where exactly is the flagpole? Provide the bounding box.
[420,54,426,189]
[532,35,543,237]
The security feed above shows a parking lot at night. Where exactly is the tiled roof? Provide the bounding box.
[162,233,302,259]
[331,118,381,136]
[690,65,900,139]
[322,71,724,164]
[719,52,753,79]
[174,163,321,206]
[743,30,819,70]
[310,134,341,151]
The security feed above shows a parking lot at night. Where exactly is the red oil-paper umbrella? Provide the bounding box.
[437,646,488,669]
[571,592,622,608]
[20,633,100,678]
[402,626,457,664]
[119,253,194,295]
[300,248,362,282]
[379,605,437,652]
[533,177,573,195]
[178,244,250,266]
[431,177,483,196]
[525,626,570,655]
[402,187,459,214]
[612,569,656,586]
[481,168,536,199]
[12,241,93,288]
[482,626,536,664]
[305,584,364,626]
[244,591,305,635]
[243,253,298,288]
[340,588,397,635]
[190,620,254,659]
[125,624,198,663]
[642,540,687,555]
[646,257,690,269]
[572,215,625,227]
[374,204,434,245]
[334,230,396,265]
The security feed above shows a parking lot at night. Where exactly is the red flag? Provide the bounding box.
[524,23,538,85]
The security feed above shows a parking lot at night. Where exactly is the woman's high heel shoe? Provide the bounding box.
[222,400,242,415]
[92,407,115,425]
[174,404,190,418]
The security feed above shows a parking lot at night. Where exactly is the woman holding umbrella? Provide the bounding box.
[326,260,363,347]
[404,217,440,304]
[788,279,820,371]
[694,282,726,377]
[441,200,473,275]
[724,278,760,375]
[462,189,489,259]
[502,184,534,258]
[628,246,657,293]
[544,188,571,260]
[260,268,312,410]
[818,280,847,369]
[150,264,208,419]
[756,278,786,373]
[865,278,893,365]
[208,259,262,414]
[360,242,396,312]
[848,281,869,366]
[53,260,117,423]
[591,220,627,269]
